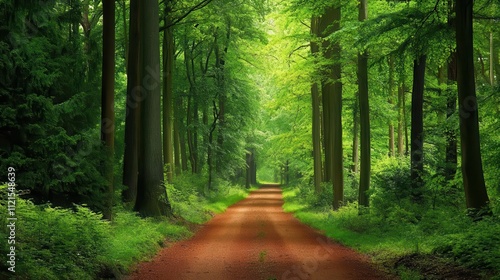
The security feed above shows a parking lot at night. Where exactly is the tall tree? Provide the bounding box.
[162,2,174,183]
[311,16,323,193]
[357,0,370,209]
[101,0,115,220]
[455,0,490,213]
[331,5,344,210]
[123,0,141,206]
[410,55,426,203]
[135,0,172,217]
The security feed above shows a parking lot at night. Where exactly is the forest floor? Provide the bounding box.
[126,184,393,280]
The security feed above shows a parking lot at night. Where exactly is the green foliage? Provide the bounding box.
[104,210,191,273]
[167,173,254,223]
[283,184,500,277]
[0,193,109,279]
[435,217,500,271]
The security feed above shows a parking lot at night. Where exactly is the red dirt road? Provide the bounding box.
[128,185,392,280]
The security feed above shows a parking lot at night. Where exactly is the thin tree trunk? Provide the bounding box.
[320,12,333,184]
[455,0,490,213]
[122,0,140,207]
[410,55,426,203]
[403,82,410,155]
[331,6,344,211]
[135,0,171,217]
[311,16,322,193]
[101,0,115,220]
[162,9,174,182]
[352,96,359,173]
[121,0,128,69]
[445,52,458,181]
[397,83,404,156]
[388,55,395,157]
[357,0,370,209]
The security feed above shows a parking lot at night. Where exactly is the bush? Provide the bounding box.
[0,193,109,280]
[446,217,500,270]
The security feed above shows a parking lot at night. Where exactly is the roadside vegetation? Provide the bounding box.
[0,178,254,280]
[281,158,500,280]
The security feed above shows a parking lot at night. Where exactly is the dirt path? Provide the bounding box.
[128,185,392,280]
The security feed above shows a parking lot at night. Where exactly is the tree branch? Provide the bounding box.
[160,0,213,31]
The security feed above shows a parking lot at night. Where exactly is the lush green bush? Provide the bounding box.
[0,193,109,280]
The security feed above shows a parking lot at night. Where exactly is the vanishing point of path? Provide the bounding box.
[128,185,392,280]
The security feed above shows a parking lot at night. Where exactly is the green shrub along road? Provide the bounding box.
[0,178,257,280]
[282,183,500,280]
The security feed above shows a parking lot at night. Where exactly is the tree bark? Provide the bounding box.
[352,96,359,174]
[135,0,172,217]
[455,0,490,212]
[357,0,370,209]
[410,55,426,203]
[445,52,458,181]
[397,83,405,156]
[311,16,323,193]
[331,7,344,211]
[388,55,395,157]
[122,0,140,207]
[162,7,174,182]
[101,0,115,220]
[319,10,333,184]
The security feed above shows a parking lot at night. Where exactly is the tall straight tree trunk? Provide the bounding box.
[162,9,174,182]
[357,0,370,209]
[135,0,171,217]
[215,24,231,174]
[410,55,426,203]
[455,0,490,212]
[352,97,359,173]
[311,16,323,193]
[397,83,405,156]
[331,6,344,210]
[445,52,458,181]
[122,0,140,207]
[320,10,334,184]
[101,0,115,220]
[173,105,181,175]
[178,96,189,172]
[388,56,395,157]
[121,0,128,69]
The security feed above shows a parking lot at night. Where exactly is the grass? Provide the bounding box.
[0,181,256,280]
[281,185,500,279]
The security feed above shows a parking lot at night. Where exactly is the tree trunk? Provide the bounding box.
[122,0,140,207]
[135,0,171,217]
[455,0,490,212]
[215,24,231,174]
[445,52,458,181]
[331,6,344,211]
[173,104,181,175]
[397,83,404,156]
[101,0,115,220]
[311,16,323,193]
[388,55,395,157]
[319,11,333,184]
[352,97,359,174]
[162,9,174,182]
[410,55,426,203]
[357,0,370,209]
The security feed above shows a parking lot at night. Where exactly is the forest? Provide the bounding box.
[0,0,499,279]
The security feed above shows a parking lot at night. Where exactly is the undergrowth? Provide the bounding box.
[0,176,254,279]
[282,158,500,279]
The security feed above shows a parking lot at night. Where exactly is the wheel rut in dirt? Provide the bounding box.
[128,184,392,280]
